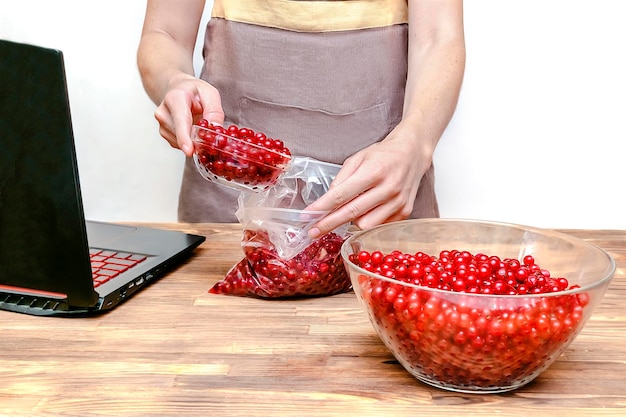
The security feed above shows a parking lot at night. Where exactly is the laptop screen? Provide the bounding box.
[0,40,99,307]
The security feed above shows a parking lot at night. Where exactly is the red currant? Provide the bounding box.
[193,119,292,190]
[210,230,350,298]
[351,248,588,389]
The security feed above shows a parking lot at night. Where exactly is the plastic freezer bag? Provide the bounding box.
[209,157,352,298]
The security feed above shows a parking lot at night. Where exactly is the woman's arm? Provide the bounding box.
[403,0,466,154]
[137,0,224,156]
[307,0,466,237]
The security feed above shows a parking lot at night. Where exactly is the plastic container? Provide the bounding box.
[192,124,291,192]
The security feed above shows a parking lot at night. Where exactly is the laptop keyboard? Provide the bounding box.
[90,248,147,287]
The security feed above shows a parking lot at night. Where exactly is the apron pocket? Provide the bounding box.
[234,95,392,164]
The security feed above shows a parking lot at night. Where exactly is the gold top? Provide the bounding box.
[211,0,409,32]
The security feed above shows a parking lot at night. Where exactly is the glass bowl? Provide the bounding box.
[341,218,615,394]
[191,124,292,192]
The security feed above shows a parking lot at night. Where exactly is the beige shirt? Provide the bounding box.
[212,0,408,32]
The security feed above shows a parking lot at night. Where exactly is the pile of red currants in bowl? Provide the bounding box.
[348,248,591,392]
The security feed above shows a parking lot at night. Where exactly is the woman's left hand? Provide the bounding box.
[305,122,434,238]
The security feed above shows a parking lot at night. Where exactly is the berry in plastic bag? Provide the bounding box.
[209,229,351,298]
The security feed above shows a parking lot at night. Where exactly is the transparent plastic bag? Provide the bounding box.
[209,157,352,298]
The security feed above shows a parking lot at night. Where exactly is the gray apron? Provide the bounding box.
[178,18,438,222]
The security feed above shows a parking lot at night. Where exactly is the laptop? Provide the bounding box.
[0,39,206,316]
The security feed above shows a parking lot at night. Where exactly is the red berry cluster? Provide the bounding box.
[210,230,351,298]
[350,250,574,295]
[193,119,291,190]
[349,249,590,391]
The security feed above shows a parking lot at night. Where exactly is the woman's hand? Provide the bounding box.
[307,0,466,238]
[153,74,224,157]
[305,122,434,238]
[137,0,224,157]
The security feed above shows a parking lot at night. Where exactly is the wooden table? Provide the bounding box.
[1,223,625,417]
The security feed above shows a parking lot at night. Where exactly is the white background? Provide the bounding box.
[2,1,625,229]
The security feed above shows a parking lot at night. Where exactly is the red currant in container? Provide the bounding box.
[341,218,615,394]
[191,119,292,192]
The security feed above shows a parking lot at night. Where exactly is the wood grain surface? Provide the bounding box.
[1,223,624,417]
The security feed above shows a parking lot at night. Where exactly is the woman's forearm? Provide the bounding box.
[136,0,206,105]
[402,0,466,154]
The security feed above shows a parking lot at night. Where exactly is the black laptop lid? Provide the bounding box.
[0,39,99,307]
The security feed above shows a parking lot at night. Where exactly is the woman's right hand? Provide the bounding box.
[137,0,223,157]
[154,74,225,157]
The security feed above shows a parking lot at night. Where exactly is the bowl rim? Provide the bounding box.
[191,124,292,159]
[341,218,617,298]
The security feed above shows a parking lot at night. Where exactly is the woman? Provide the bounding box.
[137,0,466,238]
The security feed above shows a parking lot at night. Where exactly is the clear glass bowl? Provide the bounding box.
[341,218,615,394]
[191,124,291,192]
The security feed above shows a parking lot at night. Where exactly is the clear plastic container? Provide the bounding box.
[191,124,292,192]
